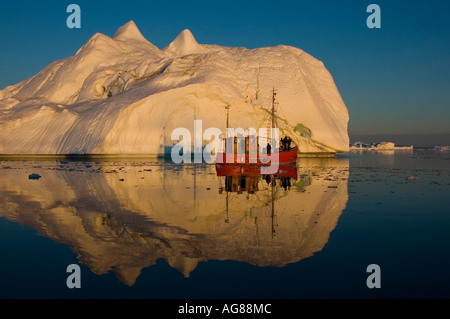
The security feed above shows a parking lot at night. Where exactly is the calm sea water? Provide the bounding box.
[0,149,449,299]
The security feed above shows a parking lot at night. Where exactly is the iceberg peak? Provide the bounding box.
[164,29,205,56]
[113,20,148,43]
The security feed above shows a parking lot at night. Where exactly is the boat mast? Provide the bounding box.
[270,88,277,236]
[226,104,230,129]
[224,105,230,224]
[225,104,230,151]
[271,88,277,129]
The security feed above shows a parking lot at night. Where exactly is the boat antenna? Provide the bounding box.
[271,88,277,129]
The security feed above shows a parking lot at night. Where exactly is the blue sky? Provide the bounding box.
[1,0,449,139]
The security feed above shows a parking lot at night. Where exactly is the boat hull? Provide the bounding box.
[216,147,298,165]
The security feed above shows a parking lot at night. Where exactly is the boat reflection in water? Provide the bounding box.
[216,163,298,191]
[0,157,348,286]
[216,163,298,236]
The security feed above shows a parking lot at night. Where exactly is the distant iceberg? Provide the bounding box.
[372,142,396,150]
[433,146,450,152]
[350,141,413,151]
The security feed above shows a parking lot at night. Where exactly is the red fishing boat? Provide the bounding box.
[215,88,298,166]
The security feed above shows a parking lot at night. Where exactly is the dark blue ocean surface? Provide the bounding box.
[0,149,449,299]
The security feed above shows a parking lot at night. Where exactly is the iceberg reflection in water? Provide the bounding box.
[0,157,348,287]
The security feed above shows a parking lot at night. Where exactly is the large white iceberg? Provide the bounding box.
[0,21,349,155]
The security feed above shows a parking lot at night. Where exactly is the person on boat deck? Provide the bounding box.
[286,136,292,150]
[266,142,271,155]
[281,136,292,151]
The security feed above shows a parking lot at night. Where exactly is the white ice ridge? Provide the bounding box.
[0,21,349,155]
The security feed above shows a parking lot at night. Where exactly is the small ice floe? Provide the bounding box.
[28,173,41,180]
[433,146,450,152]
[406,176,419,181]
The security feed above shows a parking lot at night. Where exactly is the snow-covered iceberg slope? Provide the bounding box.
[0,21,349,155]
